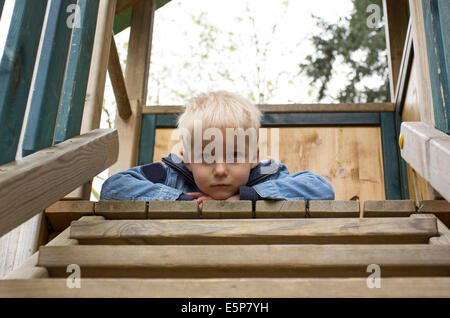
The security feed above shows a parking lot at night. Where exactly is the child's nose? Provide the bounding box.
[213,163,228,176]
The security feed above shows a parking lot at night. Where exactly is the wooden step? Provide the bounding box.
[0,277,449,297]
[38,245,450,278]
[69,217,438,245]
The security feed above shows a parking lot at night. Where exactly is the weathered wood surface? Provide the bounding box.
[411,214,450,245]
[401,122,450,201]
[255,201,306,218]
[45,201,95,231]
[38,245,450,278]
[0,129,118,237]
[363,200,416,217]
[95,201,146,219]
[143,103,395,114]
[108,35,131,120]
[148,201,199,219]
[1,277,449,298]
[5,216,104,279]
[69,217,438,245]
[309,200,360,218]
[418,200,450,228]
[201,201,253,218]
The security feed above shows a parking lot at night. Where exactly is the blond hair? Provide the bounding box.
[177,91,262,152]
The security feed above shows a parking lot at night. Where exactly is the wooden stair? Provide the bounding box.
[1,199,450,297]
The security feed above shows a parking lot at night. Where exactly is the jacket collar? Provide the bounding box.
[161,153,280,186]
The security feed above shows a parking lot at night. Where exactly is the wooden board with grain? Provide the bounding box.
[148,201,200,219]
[95,201,146,219]
[0,129,118,237]
[309,200,360,218]
[45,201,95,231]
[69,217,438,245]
[201,201,253,219]
[1,277,449,298]
[38,245,450,278]
[255,201,306,218]
[363,200,416,217]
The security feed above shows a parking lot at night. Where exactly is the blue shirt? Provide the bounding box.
[100,153,335,202]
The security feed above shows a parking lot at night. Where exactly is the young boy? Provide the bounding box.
[100,91,334,209]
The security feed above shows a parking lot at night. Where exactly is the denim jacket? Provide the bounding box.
[100,153,335,202]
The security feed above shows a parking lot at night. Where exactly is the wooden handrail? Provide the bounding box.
[0,129,118,238]
[143,103,396,114]
[108,34,132,120]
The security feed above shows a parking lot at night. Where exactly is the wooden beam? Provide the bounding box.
[383,0,410,100]
[143,103,395,114]
[5,216,104,279]
[308,200,360,218]
[0,129,118,238]
[400,121,450,201]
[363,200,416,217]
[109,0,155,176]
[108,34,131,120]
[115,0,141,15]
[1,277,450,297]
[38,245,450,278]
[94,200,146,219]
[411,213,450,245]
[69,217,438,245]
[45,201,95,232]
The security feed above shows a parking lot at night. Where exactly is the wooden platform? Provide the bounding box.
[1,199,449,297]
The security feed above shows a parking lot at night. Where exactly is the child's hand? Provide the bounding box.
[186,192,213,211]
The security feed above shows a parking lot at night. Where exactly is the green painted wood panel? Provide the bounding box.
[380,112,402,200]
[138,114,156,165]
[422,0,450,133]
[54,0,99,144]
[22,0,76,156]
[0,0,48,164]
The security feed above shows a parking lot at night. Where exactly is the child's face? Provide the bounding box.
[183,130,258,199]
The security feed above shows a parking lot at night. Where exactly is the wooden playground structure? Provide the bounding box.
[0,0,449,297]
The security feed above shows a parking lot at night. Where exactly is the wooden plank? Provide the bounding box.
[69,217,438,245]
[201,201,253,219]
[418,200,450,227]
[21,0,76,157]
[255,201,306,218]
[54,0,100,144]
[1,277,450,298]
[0,0,48,164]
[308,200,360,218]
[95,200,146,219]
[411,213,450,245]
[0,129,118,237]
[400,121,450,201]
[45,201,95,232]
[108,35,131,120]
[37,245,450,278]
[5,216,104,279]
[148,201,200,219]
[110,0,155,176]
[363,200,416,217]
[383,0,410,99]
[143,103,395,114]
